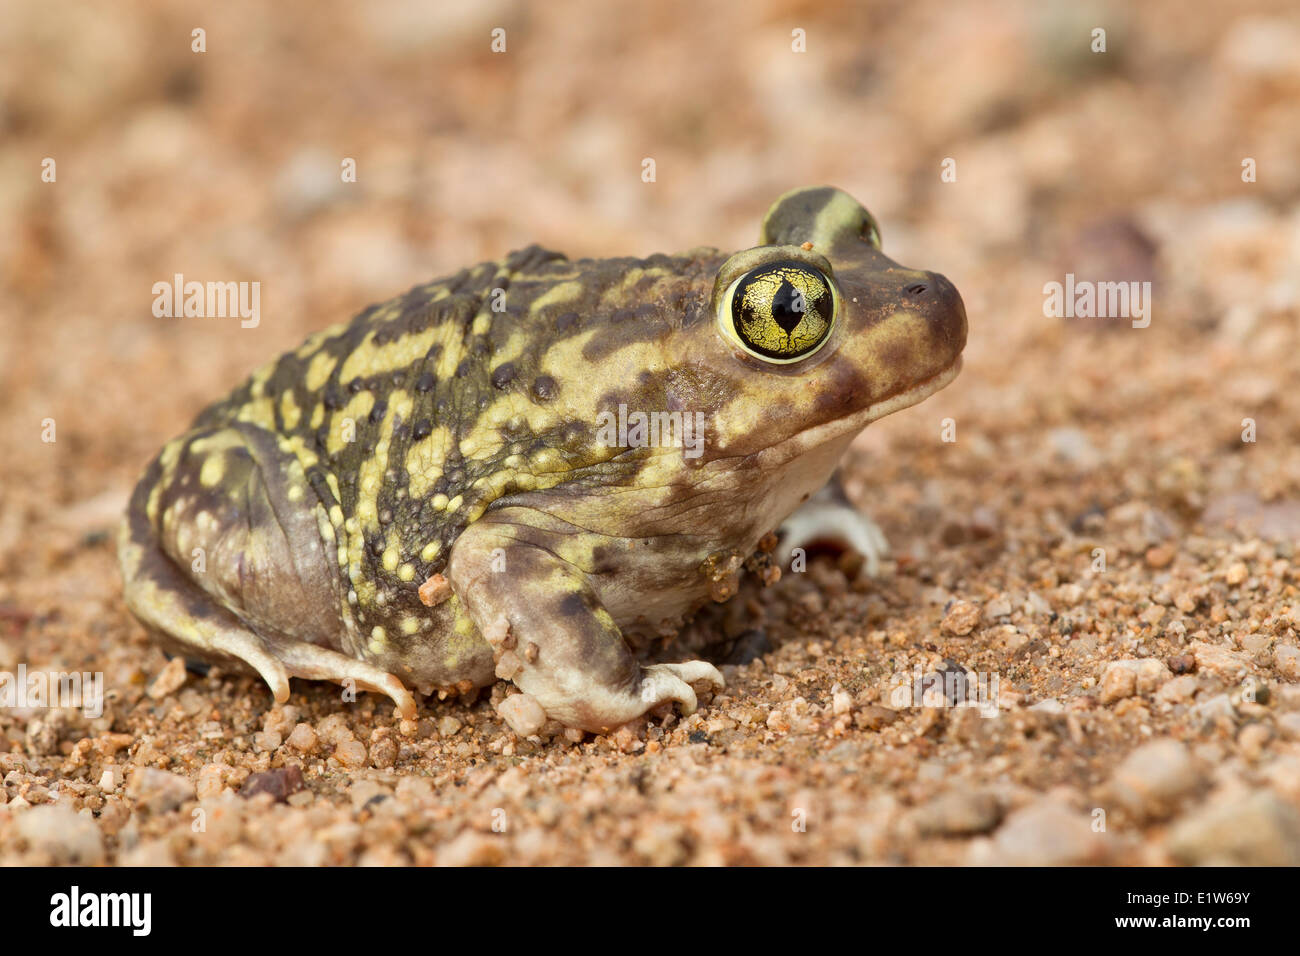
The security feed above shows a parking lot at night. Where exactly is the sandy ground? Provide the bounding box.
[2,0,1300,865]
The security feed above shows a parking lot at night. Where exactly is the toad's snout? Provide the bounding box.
[903,270,967,362]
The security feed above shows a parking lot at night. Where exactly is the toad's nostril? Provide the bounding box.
[905,283,928,296]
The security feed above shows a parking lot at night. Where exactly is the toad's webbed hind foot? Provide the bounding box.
[273,641,417,719]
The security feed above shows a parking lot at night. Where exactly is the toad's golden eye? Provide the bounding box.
[720,260,837,363]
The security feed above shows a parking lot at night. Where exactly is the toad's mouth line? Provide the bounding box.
[857,354,964,425]
[755,355,965,468]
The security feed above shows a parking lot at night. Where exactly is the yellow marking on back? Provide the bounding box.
[484,329,533,369]
[405,424,451,498]
[295,324,345,359]
[339,327,442,384]
[279,392,301,430]
[527,280,585,314]
[536,331,671,444]
[454,392,549,464]
[458,429,506,462]
[187,431,244,456]
[304,352,337,391]
[234,396,277,430]
[327,392,375,455]
[433,343,466,380]
[343,390,413,606]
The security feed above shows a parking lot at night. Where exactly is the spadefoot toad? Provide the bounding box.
[119,187,966,733]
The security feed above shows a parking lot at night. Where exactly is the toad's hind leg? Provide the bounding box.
[120,525,293,702]
[118,425,416,719]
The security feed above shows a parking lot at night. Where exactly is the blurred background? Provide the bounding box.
[2,0,1298,500]
[2,0,1300,865]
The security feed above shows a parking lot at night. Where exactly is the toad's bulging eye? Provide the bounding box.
[720,260,836,363]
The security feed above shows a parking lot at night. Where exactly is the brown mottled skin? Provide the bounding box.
[119,187,966,733]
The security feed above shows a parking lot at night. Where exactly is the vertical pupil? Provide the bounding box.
[729,262,831,360]
[770,278,804,334]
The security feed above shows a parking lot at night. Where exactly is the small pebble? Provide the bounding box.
[1237,722,1271,760]
[1056,583,1085,607]
[831,689,853,716]
[855,705,899,731]
[369,736,399,769]
[1168,792,1300,866]
[286,722,318,753]
[253,730,282,752]
[16,804,105,864]
[982,800,1107,865]
[97,766,122,791]
[146,657,187,700]
[316,713,354,746]
[1274,644,1300,681]
[1144,544,1176,568]
[1191,640,1249,679]
[1099,658,1171,704]
[241,766,304,803]
[436,830,505,867]
[126,767,196,814]
[983,597,1013,620]
[196,764,227,800]
[941,601,981,636]
[1156,674,1199,702]
[334,740,369,768]
[912,790,1003,836]
[1109,739,1200,819]
[417,573,452,607]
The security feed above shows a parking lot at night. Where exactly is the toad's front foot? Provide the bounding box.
[779,470,889,576]
[534,660,726,735]
[449,512,727,734]
[496,661,725,737]
[639,661,726,715]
